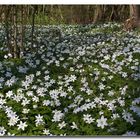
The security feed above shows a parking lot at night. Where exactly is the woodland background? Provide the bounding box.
[0,5,140,58]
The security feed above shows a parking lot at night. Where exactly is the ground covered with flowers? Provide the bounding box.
[0,23,140,136]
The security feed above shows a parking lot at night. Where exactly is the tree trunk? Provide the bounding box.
[58,5,64,22]
[124,5,140,30]
[19,5,24,58]
[13,6,18,58]
[31,5,37,50]
[130,5,140,27]
[4,6,12,55]
[93,5,103,23]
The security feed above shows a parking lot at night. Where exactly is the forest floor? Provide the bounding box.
[0,22,140,136]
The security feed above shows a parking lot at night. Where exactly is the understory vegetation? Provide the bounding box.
[0,23,140,136]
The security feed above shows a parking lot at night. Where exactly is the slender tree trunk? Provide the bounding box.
[13,5,18,58]
[50,5,53,19]
[86,5,90,24]
[58,6,64,22]
[4,6,11,55]
[31,5,36,50]
[70,6,74,24]
[19,5,24,58]
[42,5,45,14]
[93,5,103,23]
